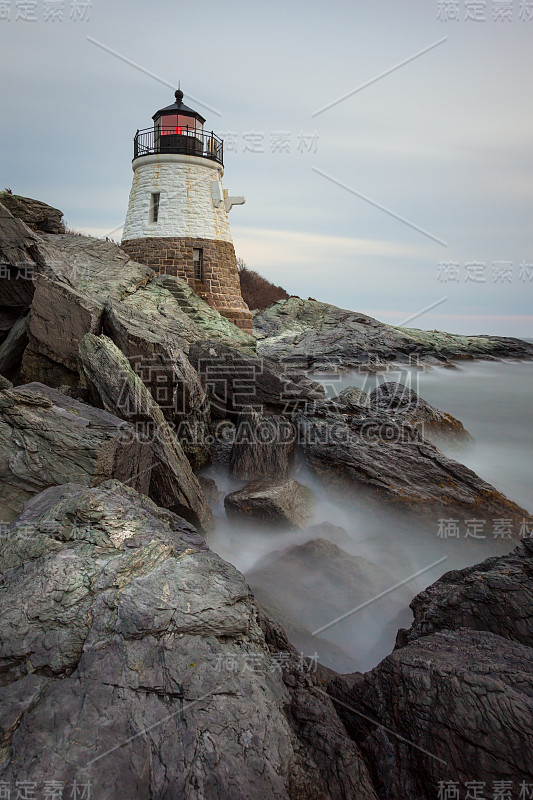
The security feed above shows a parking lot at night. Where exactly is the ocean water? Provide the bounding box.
[206,359,533,674]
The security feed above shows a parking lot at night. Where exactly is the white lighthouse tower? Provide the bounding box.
[121,89,252,332]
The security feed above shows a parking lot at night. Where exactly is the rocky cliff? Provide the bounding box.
[1,195,532,799]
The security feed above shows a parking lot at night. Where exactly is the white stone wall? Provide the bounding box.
[122,153,234,243]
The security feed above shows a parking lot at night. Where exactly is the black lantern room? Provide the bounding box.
[133,89,223,164]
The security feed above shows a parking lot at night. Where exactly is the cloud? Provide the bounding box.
[232,226,426,267]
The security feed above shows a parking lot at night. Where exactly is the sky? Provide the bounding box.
[1,0,532,336]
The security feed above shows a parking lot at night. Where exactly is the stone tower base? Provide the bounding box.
[121,236,253,333]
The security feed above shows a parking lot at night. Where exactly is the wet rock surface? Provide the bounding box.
[0,383,151,522]
[329,628,533,800]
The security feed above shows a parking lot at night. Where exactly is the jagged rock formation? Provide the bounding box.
[0,191,65,234]
[369,380,472,447]
[293,410,527,533]
[0,204,255,387]
[329,538,533,798]
[78,333,213,531]
[0,383,151,522]
[0,481,379,800]
[254,297,533,369]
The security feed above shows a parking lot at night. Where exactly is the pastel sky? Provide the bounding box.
[1,0,532,336]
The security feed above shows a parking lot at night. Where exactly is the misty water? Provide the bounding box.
[205,359,533,675]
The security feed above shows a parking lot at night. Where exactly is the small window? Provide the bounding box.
[150,193,160,223]
[193,248,203,281]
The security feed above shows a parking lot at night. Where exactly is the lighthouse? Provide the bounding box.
[121,90,253,333]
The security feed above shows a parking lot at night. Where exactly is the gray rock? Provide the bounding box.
[16,233,254,388]
[0,203,70,313]
[248,538,395,640]
[224,478,315,529]
[0,191,65,234]
[0,480,378,800]
[370,381,472,447]
[188,339,324,420]
[78,333,213,532]
[116,273,256,353]
[304,522,351,546]
[401,536,533,647]
[0,383,151,522]
[333,385,371,409]
[0,315,28,376]
[198,474,219,505]
[329,629,533,799]
[230,410,295,480]
[21,234,154,383]
[254,297,533,369]
[294,411,528,533]
[0,373,12,389]
[103,298,211,468]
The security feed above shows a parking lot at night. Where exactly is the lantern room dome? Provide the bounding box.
[133,89,223,166]
[152,89,206,126]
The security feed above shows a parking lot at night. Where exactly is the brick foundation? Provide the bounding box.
[121,236,253,333]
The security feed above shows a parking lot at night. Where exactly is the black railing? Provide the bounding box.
[134,127,223,165]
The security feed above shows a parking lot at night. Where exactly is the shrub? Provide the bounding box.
[237,258,291,311]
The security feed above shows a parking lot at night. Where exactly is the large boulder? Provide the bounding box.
[9,231,253,388]
[0,480,379,800]
[0,191,65,234]
[224,478,315,529]
[370,381,472,447]
[329,629,533,799]
[188,340,324,420]
[0,203,70,313]
[21,234,154,384]
[400,536,533,647]
[254,297,533,369]
[0,383,151,522]
[78,333,213,531]
[294,410,528,534]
